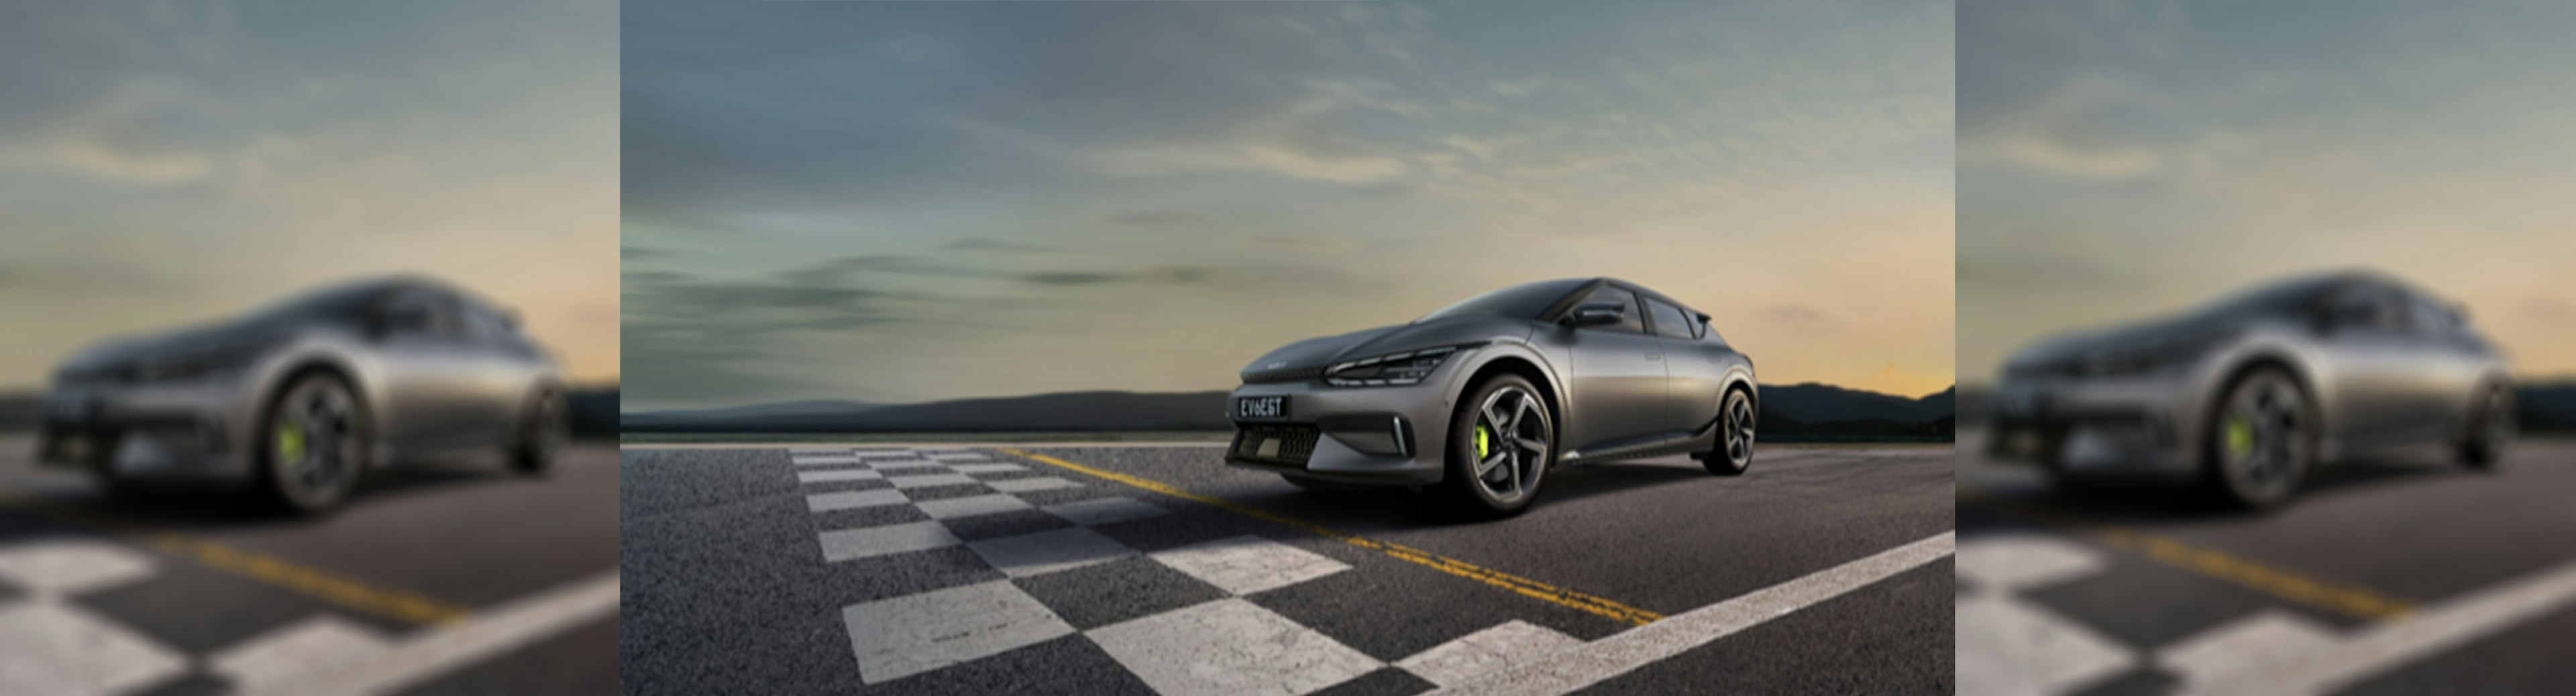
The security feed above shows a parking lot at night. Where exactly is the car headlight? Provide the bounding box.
[2080,337,2222,377]
[1325,344,1472,387]
[133,340,276,383]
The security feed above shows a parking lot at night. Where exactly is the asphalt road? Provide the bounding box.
[1956,428,2576,695]
[0,434,620,696]
[621,442,1954,695]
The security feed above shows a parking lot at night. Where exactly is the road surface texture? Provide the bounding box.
[1957,428,2576,695]
[621,442,1953,695]
[0,434,620,696]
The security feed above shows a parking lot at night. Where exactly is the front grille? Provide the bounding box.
[1240,365,1326,384]
[1230,424,1321,466]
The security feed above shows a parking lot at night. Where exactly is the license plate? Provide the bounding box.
[1235,396,1287,420]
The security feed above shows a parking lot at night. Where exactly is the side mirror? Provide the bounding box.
[1565,301,1627,327]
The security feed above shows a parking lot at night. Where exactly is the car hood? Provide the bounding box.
[1243,317,1534,376]
[58,319,290,375]
[2005,313,2247,372]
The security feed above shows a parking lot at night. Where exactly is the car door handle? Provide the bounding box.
[1644,353,1661,360]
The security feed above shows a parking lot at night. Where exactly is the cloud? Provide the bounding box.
[1015,266,1212,286]
[1764,304,1833,326]
[946,238,1056,254]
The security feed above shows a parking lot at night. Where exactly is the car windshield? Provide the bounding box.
[239,280,392,326]
[2184,274,2343,322]
[1414,279,1590,323]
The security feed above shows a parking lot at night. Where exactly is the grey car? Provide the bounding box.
[1226,278,1759,516]
[1988,270,2514,508]
[37,276,570,513]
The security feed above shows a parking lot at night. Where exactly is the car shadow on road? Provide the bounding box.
[8,454,537,533]
[1224,461,1717,532]
[2010,453,2480,523]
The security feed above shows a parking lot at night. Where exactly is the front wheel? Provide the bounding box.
[509,390,568,475]
[1697,389,1756,476]
[1440,375,1554,517]
[2457,386,2514,469]
[2202,367,2313,509]
[258,372,372,515]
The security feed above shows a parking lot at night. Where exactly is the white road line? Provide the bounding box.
[211,615,396,693]
[987,477,1082,493]
[822,521,963,562]
[1087,597,1381,696]
[2180,554,2576,696]
[1424,532,1956,696]
[1149,535,1351,596]
[1396,619,1584,688]
[0,601,189,696]
[234,572,621,696]
[798,469,883,484]
[1955,535,2135,695]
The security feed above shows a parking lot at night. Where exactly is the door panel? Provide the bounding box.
[2316,287,2440,446]
[1558,287,1669,450]
[1644,298,1721,434]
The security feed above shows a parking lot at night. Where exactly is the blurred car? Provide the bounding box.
[37,276,569,513]
[1988,270,2514,507]
[1226,278,1758,516]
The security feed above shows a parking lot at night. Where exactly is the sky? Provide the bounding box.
[0,1,621,387]
[623,1,1955,411]
[1960,0,2576,385]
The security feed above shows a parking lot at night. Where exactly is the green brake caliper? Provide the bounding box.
[1474,424,1493,459]
[278,423,307,464]
[2224,417,2253,459]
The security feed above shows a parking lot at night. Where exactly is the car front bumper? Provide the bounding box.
[1222,378,1460,486]
[1986,373,2206,478]
[37,379,258,483]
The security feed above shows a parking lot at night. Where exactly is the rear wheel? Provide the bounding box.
[1440,375,1553,517]
[509,390,568,475]
[258,372,371,514]
[1696,389,1756,476]
[2458,386,2514,469]
[2202,367,2312,509]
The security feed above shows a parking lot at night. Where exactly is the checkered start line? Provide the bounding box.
[790,447,1585,695]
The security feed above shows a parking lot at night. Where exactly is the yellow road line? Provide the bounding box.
[998,448,1664,626]
[0,487,470,626]
[1956,490,2415,620]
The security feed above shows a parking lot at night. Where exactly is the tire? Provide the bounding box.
[256,371,372,515]
[2457,386,2514,469]
[1695,388,1756,476]
[509,390,568,475]
[2201,366,2314,509]
[1440,374,1554,517]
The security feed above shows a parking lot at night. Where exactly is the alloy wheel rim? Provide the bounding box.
[1470,385,1549,503]
[2222,374,2304,496]
[278,381,357,501]
[1723,393,1754,467]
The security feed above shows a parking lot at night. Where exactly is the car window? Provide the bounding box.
[2406,295,2458,336]
[1646,298,1695,340]
[1574,286,1646,334]
[459,300,514,344]
[2328,285,2404,332]
[382,290,460,338]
